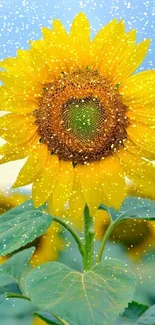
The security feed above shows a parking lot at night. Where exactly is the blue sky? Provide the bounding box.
[0,0,155,70]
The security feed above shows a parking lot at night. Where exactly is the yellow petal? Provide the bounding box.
[69,12,90,69]
[31,21,69,76]
[30,41,65,81]
[124,138,155,161]
[0,133,39,164]
[63,170,85,229]
[99,154,126,209]
[113,38,150,84]
[0,123,38,144]
[52,19,68,41]
[100,29,136,82]
[99,20,128,76]
[49,161,74,216]
[12,143,48,187]
[127,109,155,125]
[70,12,90,41]
[29,47,53,83]
[117,148,155,192]
[1,49,39,83]
[0,101,38,114]
[41,27,53,39]
[0,57,17,69]
[76,161,101,216]
[0,86,40,113]
[0,84,40,100]
[127,124,155,157]
[119,70,155,106]
[32,154,59,207]
[0,113,35,129]
[0,70,40,92]
[91,18,118,49]
[41,19,68,42]
[90,19,118,68]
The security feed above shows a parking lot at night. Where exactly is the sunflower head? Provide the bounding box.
[0,12,154,217]
[35,69,128,163]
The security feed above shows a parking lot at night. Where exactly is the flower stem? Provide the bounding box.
[96,219,123,263]
[53,216,84,258]
[83,205,95,271]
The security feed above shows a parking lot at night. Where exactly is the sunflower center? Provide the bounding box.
[35,69,128,163]
[62,97,103,142]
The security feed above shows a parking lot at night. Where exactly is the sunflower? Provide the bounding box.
[0,13,155,217]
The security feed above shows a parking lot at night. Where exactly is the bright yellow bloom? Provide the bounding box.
[0,13,155,216]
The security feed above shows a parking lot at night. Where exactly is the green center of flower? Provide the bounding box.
[62,97,103,142]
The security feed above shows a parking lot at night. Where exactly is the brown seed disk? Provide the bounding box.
[34,69,129,163]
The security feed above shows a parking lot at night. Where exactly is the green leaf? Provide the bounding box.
[26,259,136,325]
[0,294,5,305]
[100,197,155,222]
[115,301,149,324]
[34,311,61,325]
[135,305,155,325]
[0,297,34,325]
[0,199,52,255]
[0,247,34,280]
[0,247,34,298]
[0,281,21,297]
[133,253,155,305]
[118,197,155,221]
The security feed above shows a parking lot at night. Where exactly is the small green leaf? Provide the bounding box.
[115,301,149,324]
[0,199,52,255]
[135,305,155,325]
[26,259,136,325]
[100,197,155,222]
[0,247,34,298]
[118,197,155,221]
